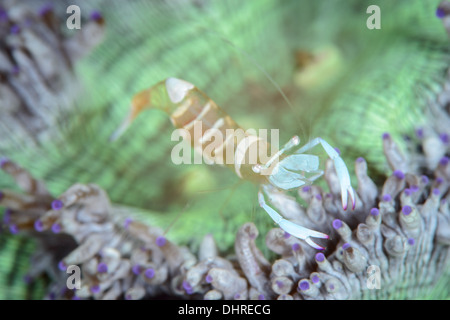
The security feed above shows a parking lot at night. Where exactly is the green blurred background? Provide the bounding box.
[0,0,449,299]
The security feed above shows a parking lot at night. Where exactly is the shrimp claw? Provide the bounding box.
[258,136,356,211]
[258,189,329,250]
[293,137,356,210]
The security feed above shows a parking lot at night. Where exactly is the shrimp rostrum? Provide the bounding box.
[111,78,356,250]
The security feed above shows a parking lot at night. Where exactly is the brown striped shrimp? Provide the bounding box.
[110,78,356,250]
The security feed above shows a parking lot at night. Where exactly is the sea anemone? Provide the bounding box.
[1,114,448,299]
[0,0,104,149]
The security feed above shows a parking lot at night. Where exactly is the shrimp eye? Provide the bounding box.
[252,164,262,174]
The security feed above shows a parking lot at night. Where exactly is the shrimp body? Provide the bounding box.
[112,78,273,185]
[111,78,356,250]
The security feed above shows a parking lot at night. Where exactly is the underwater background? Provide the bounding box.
[0,0,449,299]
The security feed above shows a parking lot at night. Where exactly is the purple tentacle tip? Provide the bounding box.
[24,18,33,27]
[302,186,311,192]
[132,264,141,275]
[370,208,379,216]
[97,262,108,273]
[382,194,392,202]
[51,223,61,234]
[342,243,351,250]
[332,219,342,230]
[0,8,8,21]
[433,188,440,196]
[51,199,63,210]
[248,230,257,240]
[10,66,20,75]
[10,24,20,34]
[415,128,424,139]
[38,3,53,16]
[408,238,415,246]
[404,188,412,196]
[34,220,44,232]
[0,157,8,168]
[234,293,241,299]
[393,170,405,179]
[182,280,193,294]
[90,285,100,294]
[144,268,155,279]
[299,280,310,291]
[439,133,449,144]
[402,205,412,215]
[283,232,291,239]
[356,157,365,163]
[436,177,444,184]
[9,224,18,234]
[156,236,166,247]
[3,208,11,223]
[315,193,322,201]
[276,280,284,289]
[382,132,390,140]
[311,275,320,284]
[124,217,132,229]
[23,275,32,284]
[292,243,300,252]
[440,156,449,166]
[410,185,419,192]
[72,295,80,300]
[90,11,103,22]
[58,260,66,271]
[334,147,341,155]
[205,274,213,283]
[436,7,446,19]
[420,175,429,185]
[258,294,265,300]
[315,252,325,262]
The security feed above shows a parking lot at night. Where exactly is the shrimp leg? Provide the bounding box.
[258,188,329,250]
[293,137,356,210]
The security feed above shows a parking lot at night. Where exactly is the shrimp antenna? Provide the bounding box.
[163,202,191,236]
[200,27,300,122]
[193,25,308,141]
[218,36,297,114]
[162,0,303,126]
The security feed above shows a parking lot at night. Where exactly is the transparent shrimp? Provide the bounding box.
[111,78,356,250]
